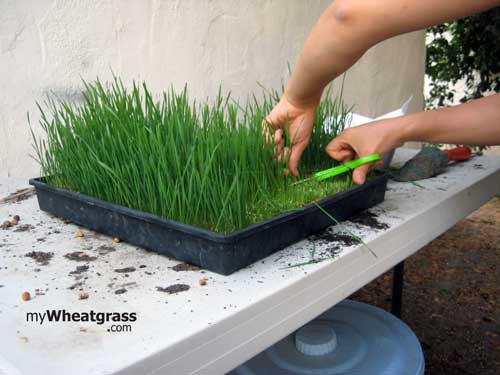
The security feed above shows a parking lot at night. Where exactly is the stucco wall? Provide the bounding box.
[0,0,426,177]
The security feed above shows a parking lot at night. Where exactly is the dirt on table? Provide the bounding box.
[1,221,12,230]
[64,251,97,262]
[13,224,35,232]
[68,282,84,290]
[171,263,200,272]
[69,265,89,275]
[114,267,136,273]
[0,188,36,204]
[349,210,390,230]
[310,230,358,247]
[96,245,115,255]
[25,251,54,265]
[351,197,500,375]
[156,284,190,294]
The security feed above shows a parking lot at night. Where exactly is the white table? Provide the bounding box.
[0,149,498,375]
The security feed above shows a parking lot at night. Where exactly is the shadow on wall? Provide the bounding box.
[41,86,85,104]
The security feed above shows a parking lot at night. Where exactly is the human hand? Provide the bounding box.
[326,118,406,184]
[264,95,319,176]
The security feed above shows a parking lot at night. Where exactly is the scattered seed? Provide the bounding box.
[115,288,127,295]
[11,218,18,225]
[112,237,121,243]
[79,292,89,300]
[21,291,31,301]
[13,215,20,222]
[199,276,208,286]
[19,336,29,343]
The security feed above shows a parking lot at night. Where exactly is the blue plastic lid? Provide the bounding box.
[295,320,338,356]
[229,300,425,375]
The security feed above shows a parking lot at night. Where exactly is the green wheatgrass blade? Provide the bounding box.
[32,77,353,233]
[281,257,337,270]
[313,201,378,260]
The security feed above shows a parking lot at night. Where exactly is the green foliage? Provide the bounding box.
[32,78,352,233]
[426,8,500,108]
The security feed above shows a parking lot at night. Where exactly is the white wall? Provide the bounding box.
[0,0,426,177]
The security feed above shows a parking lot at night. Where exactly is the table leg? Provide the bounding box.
[391,261,405,318]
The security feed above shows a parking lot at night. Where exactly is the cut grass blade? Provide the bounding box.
[313,201,378,259]
[281,256,338,269]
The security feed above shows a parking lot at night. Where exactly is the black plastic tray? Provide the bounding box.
[29,174,388,275]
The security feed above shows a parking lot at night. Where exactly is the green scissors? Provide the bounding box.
[293,153,382,185]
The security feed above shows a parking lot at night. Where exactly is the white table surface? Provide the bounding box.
[0,148,499,375]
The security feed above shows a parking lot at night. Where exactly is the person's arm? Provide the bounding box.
[326,94,500,185]
[286,0,499,105]
[267,0,500,176]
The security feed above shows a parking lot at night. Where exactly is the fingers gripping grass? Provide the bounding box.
[32,78,351,233]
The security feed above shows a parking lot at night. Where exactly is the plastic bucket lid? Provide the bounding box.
[229,300,425,375]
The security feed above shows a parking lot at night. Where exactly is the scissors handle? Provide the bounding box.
[315,154,382,181]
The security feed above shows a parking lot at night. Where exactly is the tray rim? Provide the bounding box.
[29,173,388,244]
